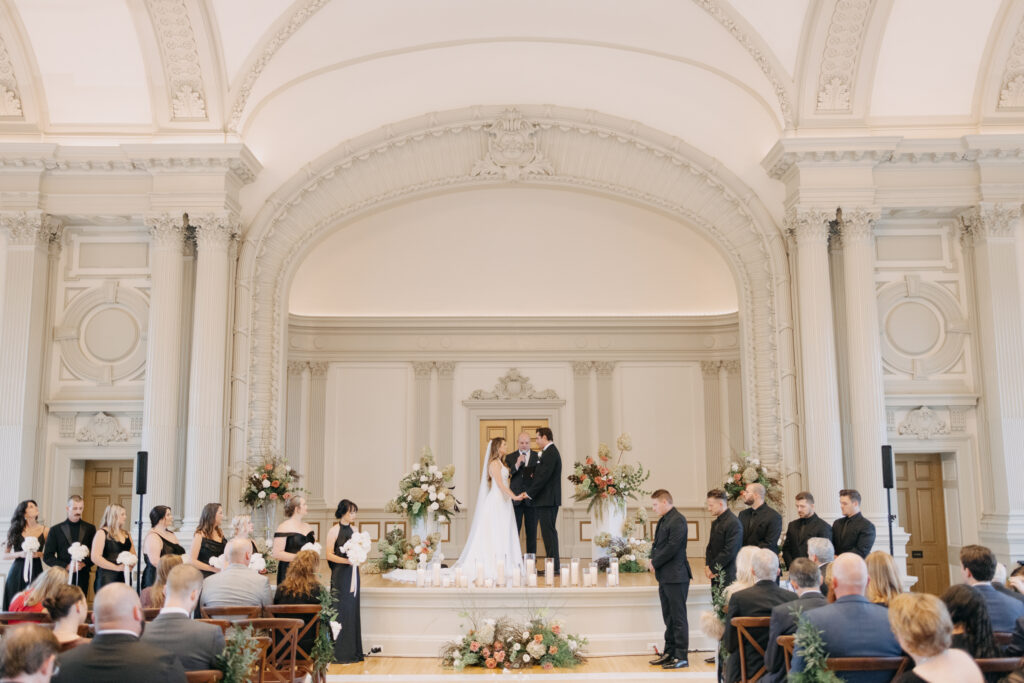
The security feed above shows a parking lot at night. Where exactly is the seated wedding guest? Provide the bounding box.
[200,538,273,617]
[1009,563,1024,595]
[993,562,1024,603]
[140,554,183,609]
[764,558,827,683]
[272,496,315,585]
[790,553,902,683]
[230,514,260,555]
[723,548,796,683]
[42,584,88,650]
[889,592,982,683]
[832,489,875,558]
[724,546,760,605]
[9,568,67,618]
[961,545,1024,632]
[53,583,186,683]
[866,551,903,607]
[0,624,60,683]
[941,585,1001,682]
[141,506,184,590]
[807,536,835,596]
[142,565,225,671]
[189,503,226,578]
[272,549,323,654]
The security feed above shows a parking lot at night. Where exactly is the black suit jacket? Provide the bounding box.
[763,591,827,682]
[54,632,186,683]
[525,443,561,507]
[505,450,537,503]
[781,514,832,567]
[705,509,743,584]
[1007,615,1024,657]
[724,580,798,683]
[738,504,782,553]
[650,508,691,584]
[43,518,97,570]
[832,512,876,558]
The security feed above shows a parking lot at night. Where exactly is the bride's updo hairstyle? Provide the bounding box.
[485,437,506,481]
[334,499,358,519]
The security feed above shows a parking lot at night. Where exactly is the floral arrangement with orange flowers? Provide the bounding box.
[440,615,586,671]
[722,452,783,509]
[567,433,650,513]
[240,455,303,509]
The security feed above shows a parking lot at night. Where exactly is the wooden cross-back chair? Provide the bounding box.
[0,611,50,625]
[975,656,1024,674]
[184,670,224,683]
[200,605,263,620]
[825,656,910,680]
[731,616,771,683]
[235,618,302,683]
[265,605,324,683]
[777,634,796,672]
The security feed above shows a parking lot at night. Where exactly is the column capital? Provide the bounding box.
[573,361,594,376]
[308,362,328,377]
[721,360,741,374]
[594,361,616,376]
[436,361,456,378]
[189,212,239,250]
[0,212,62,247]
[700,360,721,377]
[287,360,308,376]
[958,204,1022,245]
[837,207,880,243]
[412,361,434,378]
[784,207,836,245]
[144,212,187,249]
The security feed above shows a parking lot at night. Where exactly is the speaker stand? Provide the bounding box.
[885,488,895,557]
[135,491,144,594]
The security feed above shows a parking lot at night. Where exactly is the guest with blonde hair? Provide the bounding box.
[140,554,183,609]
[888,592,982,683]
[8,567,68,617]
[42,584,87,648]
[866,550,902,606]
[90,504,135,592]
[230,514,260,555]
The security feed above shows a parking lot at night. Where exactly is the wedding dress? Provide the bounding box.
[384,443,525,583]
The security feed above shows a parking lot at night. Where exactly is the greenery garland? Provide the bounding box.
[789,610,841,683]
[312,585,339,678]
[710,564,728,664]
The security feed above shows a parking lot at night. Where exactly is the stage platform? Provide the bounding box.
[360,572,716,658]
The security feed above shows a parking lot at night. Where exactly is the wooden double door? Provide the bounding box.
[478,419,549,555]
[895,453,949,595]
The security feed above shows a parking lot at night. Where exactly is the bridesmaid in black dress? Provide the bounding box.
[3,500,47,610]
[141,505,185,589]
[189,503,226,578]
[271,496,315,585]
[326,499,363,664]
[90,504,136,593]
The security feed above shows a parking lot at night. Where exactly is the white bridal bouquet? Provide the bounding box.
[248,553,267,572]
[301,541,323,556]
[340,531,372,594]
[67,542,89,584]
[21,536,40,582]
[117,551,138,585]
[209,554,227,570]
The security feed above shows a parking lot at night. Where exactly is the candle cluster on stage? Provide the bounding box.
[412,553,622,588]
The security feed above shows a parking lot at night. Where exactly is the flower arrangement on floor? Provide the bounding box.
[699,565,729,660]
[567,433,650,513]
[384,447,459,524]
[375,527,442,571]
[216,624,261,683]
[311,585,339,679]
[789,611,841,683]
[722,452,783,509]
[593,533,652,572]
[240,454,304,509]
[440,615,587,671]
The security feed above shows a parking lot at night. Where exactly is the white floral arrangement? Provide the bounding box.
[340,531,372,594]
[723,452,783,509]
[300,542,322,556]
[20,536,40,582]
[68,542,90,585]
[117,550,137,585]
[209,554,227,570]
[384,448,460,523]
[248,553,267,573]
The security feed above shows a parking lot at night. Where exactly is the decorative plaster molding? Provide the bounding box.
[721,360,740,374]
[690,0,793,126]
[594,361,616,377]
[145,213,186,250]
[838,207,880,242]
[949,405,967,432]
[998,17,1024,109]
[897,406,950,440]
[958,204,1022,244]
[436,361,456,378]
[471,109,553,181]
[877,275,968,380]
[145,0,208,120]
[189,212,239,249]
[286,360,308,375]
[886,407,896,432]
[0,32,23,118]
[308,361,328,376]
[816,0,874,113]
[130,415,143,437]
[0,212,62,246]
[76,412,130,446]
[573,361,594,376]
[412,361,434,378]
[468,368,559,400]
[57,413,76,439]
[784,207,836,245]
[700,360,720,377]
[227,0,332,131]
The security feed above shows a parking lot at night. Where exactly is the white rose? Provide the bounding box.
[258,491,267,499]
[420,475,427,482]
[512,643,521,651]
[438,492,446,501]
[730,463,739,472]
[421,484,428,491]
[430,502,439,510]
[523,632,530,639]
[401,502,408,509]
[414,545,422,553]
[429,492,437,501]
[412,463,420,471]
[262,479,271,488]
[428,484,436,493]
[522,654,531,663]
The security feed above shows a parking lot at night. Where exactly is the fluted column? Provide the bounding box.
[787,208,844,521]
[0,212,60,523]
[297,363,312,487]
[308,362,328,506]
[595,362,615,446]
[701,361,722,488]
[587,362,600,451]
[718,362,732,459]
[183,214,236,525]
[142,213,186,509]
[428,363,439,454]
[436,362,455,464]
[960,204,1024,558]
[572,362,593,458]
[412,362,432,456]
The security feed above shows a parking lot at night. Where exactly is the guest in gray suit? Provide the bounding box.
[763,558,827,683]
[142,564,225,671]
[200,538,273,617]
[790,553,902,683]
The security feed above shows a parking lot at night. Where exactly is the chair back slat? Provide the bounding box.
[196,618,232,634]
[200,605,262,620]
[143,607,162,621]
[993,631,1014,647]
[0,611,50,624]
[265,604,322,670]
[235,618,302,683]
[826,656,910,679]
[184,670,224,683]
[976,656,1024,673]
[778,634,796,672]
[731,616,771,683]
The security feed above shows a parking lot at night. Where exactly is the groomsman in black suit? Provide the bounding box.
[781,491,832,568]
[705,488,742,586]
[42,494,96,591]
[505,432,538,554]
[524,427,561,573]
[831,489,876,558]
[737,483,782,553]
[649,489,691,670]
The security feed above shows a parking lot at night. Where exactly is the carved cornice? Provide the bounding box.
[690,0,793,127]
[0,212,61,246]
[227,0,332,131]
[145,0,208,120]
[784,207,836,245]
[958,204,1022,244]
[816,0,874,113]
[999,16,1024,109]
[468,368,559,400]
[145,212,187,250]
[0,30,23,118]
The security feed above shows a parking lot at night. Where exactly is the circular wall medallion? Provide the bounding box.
[57,281,149,385]
[877,278,967,379]
[884,301,942,357]
[82,307,139,362]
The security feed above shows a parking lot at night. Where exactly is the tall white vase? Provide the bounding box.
[410,508,437,542]
[590,498,628,560]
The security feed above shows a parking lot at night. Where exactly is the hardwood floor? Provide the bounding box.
[328,653,716,676]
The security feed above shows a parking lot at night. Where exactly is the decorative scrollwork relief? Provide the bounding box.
[468,368,559,400]
[145,0,208,120]
[471,109,553,181]
[897,406,950,440]
[76,412,130,446]
[816,0,875,113]
[999,16,1024,109]
[0,31,23,117]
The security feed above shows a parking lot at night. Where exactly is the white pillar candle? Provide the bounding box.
[589,562,599,587]
[416,566,425,588]
[582,568,591,587]
[484,578,494,588]
[545,558,555,586]
[528,572,538,587]
[455,567,463,586]
[432,562,441,586]
[571,558,580,586]
[524,554,535,576]
[459,574,469,588]
[496,559,505,586]
[442,575,452,588]
[512,567,521,587]
[476,560,485,587]
[560,567,569,587]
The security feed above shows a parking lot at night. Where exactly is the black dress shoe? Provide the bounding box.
[649,653,672,665]
[662,658,689,669]
[704,655,716,663]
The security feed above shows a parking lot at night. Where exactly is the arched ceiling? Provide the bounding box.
[1,0,1022,220]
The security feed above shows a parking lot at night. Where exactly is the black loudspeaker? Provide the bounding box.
[881,445,895,489]
[135,451,148,495]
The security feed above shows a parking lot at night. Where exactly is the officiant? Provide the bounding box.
[506,432,538,554]
[43,495,96,591]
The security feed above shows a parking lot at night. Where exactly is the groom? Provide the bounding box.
[506,432,538,554]
[524,427,561,573]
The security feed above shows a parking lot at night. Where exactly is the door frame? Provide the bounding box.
[48,444,139,531]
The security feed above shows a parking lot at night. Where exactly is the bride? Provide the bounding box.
[384,437,526,583]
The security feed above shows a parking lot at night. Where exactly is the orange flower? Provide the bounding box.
[493,641,503,651]
[601,492,608,498]
[470,641,480,652]
[551,625,561,634]
[585,457,594,465]
[534,634,543,643]
[485,657,497,669]
[265,464,274,471]
[271,480,280,487]
[598,466,609,476]
[548,645,558,654]
[608,487,617,494]
[283,492,292,499]
[269,493,277,500]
